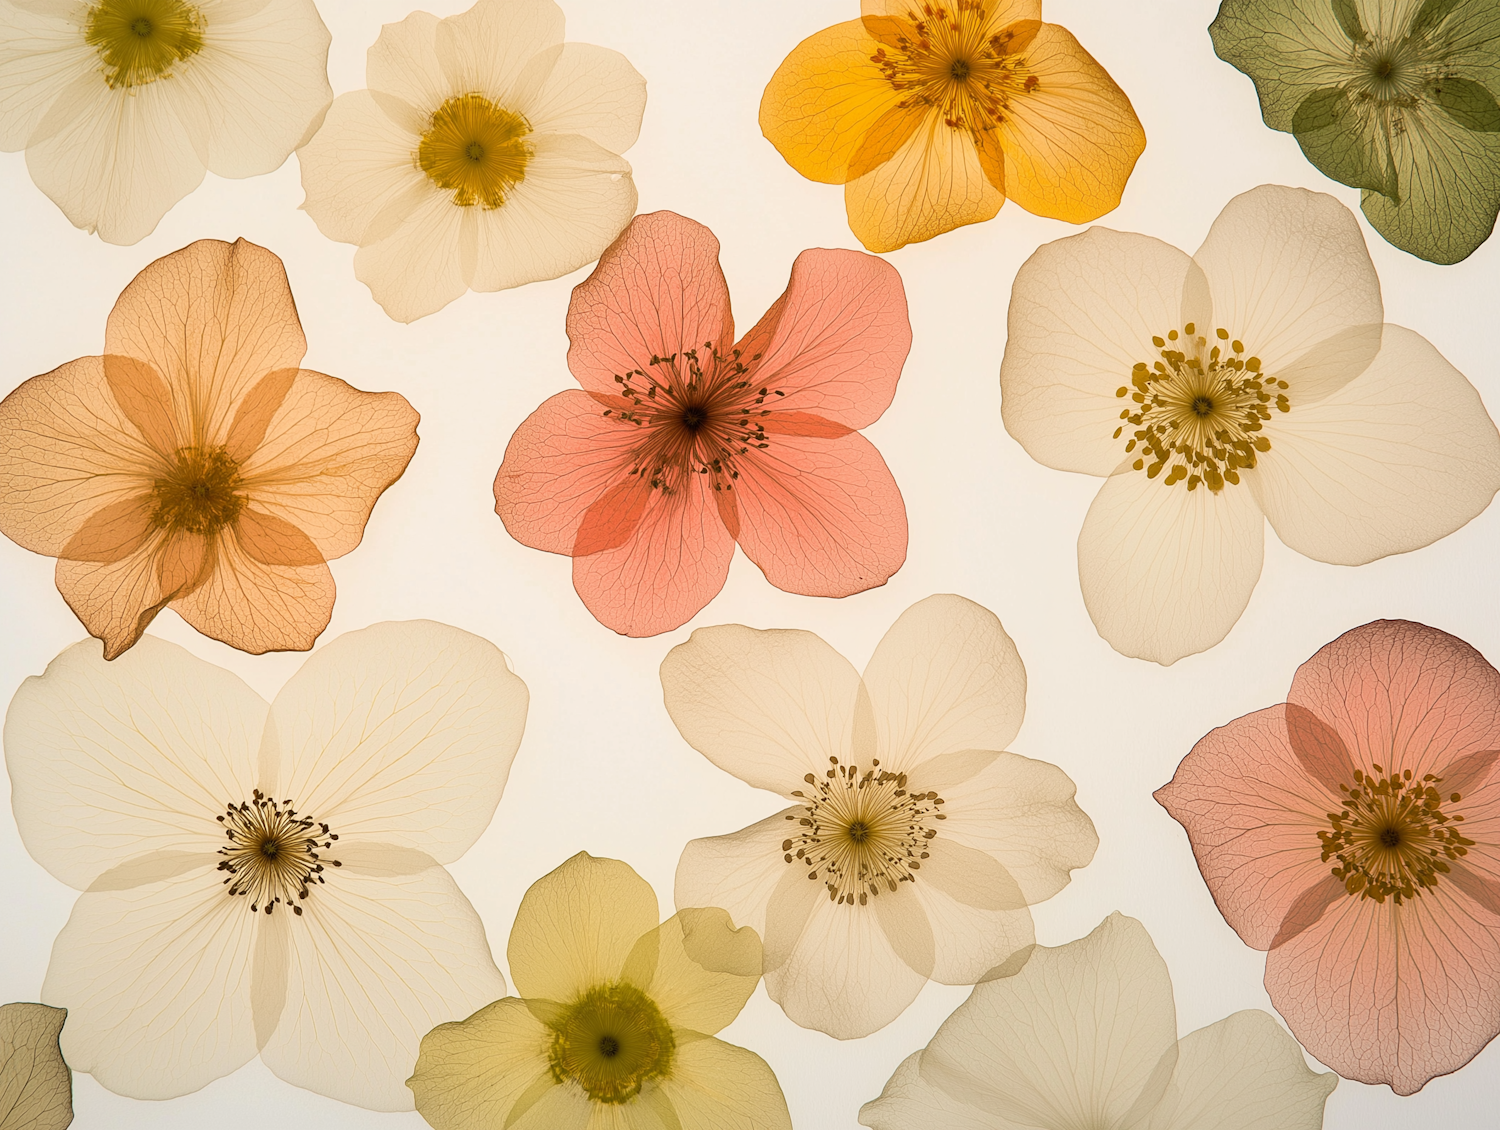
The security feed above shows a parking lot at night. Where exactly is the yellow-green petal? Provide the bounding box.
[408,997,552,1130]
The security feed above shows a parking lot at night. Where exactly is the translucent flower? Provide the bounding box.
[0,0,331,245]
[1211,0,1500,264]
[4,620,528,1109]
[1156,619,1500,1094]
[408,852,791,1130]
[0,1004,72,1130]
[1000,183,1500,665]
[297,0,645,322]
[759,1,1146,252]
[0,238,419,659]
[494,210,912,637]
[859,913,1338,1130]
[664,594,1097,1038]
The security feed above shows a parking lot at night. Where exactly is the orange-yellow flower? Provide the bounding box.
[760,1,1146,252]
[0,238,419,658]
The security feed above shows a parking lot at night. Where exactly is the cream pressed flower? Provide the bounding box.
[0,0,332,245]
[859,913,1338,1130]
[664,594,1098,1039]
[297,0,646,322]
[1000,182,1500,665]
[408,852,791,1130]
[0,1003,72,1130]
[3,620,529,1110]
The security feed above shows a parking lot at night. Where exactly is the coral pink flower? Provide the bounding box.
[493,211,910,636]
[1156,620,1500,1094]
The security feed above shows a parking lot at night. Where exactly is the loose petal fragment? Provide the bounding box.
[0,1003,72,1130]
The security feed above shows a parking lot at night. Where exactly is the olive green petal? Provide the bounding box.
[0,1004,72,1130]
[1210,0,1352,131]
[1425,0,1500,94]
[1291,86,1398,194]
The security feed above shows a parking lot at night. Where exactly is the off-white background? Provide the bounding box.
[1,0,1497,1126]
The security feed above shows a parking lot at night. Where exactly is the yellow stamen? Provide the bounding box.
[548,983,675,1104]
[86,0,205,89]
[417,93,532,209]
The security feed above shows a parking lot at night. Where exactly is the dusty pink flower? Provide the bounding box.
[1156,619,1500,1094]
[493,210,910,636]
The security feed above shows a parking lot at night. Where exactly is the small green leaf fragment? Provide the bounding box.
[1434,76,1500,131]
[1331,0,1364,43]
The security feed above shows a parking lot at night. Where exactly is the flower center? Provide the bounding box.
[418,93,532,209]
[85,0,204,89]
[547,983,675,1105]
[1318,764,1474,905]
[1114,323,1289,492]
[148,445,246,535]
[870,3,1039,132]
[784,756,945,906]
[216,790,340,916]
[601,344,777,496]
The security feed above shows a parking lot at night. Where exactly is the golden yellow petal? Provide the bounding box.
[407,997,553,1130]
[623,908,762,1038]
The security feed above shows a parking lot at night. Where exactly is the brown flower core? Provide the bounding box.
[418,93,532,209]
[216,790,340,916]
[149,445,246,534]
[870,3,1038,132]
[1115,323,1289,492]
[784,756,945,906]
[547,983,676,1104]
[1319,765,1474,904]
[85,0,205,89]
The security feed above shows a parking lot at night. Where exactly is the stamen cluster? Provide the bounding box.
[784,756,945,907]
[1319,765,1474,905]
[149,445,246,535]
[85,0,205,90]
[1114,324,1289,492]
[418,93,532,209]
[216,790,340,916]
[547,982,676,1104]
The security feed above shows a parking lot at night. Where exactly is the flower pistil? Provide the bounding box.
[418,93,533,209]
[148,444,246,535]
[216,789,340,915]
[547,982,676,1104]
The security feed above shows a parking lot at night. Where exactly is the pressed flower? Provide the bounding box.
[0,1003,72,1130]
[4,620,528,1109]
[664,594,1097,1038]
[0,0,331,245]
[494,209,912,637]
[0,238,419,659]
[1211,0,1500,264]
[408,852,791,1130]
[759,0,1146,252]
[1157,619,1500,1094]
[1000,183,1500,665]
[297,0,645,322]
[859,913,1338,1130]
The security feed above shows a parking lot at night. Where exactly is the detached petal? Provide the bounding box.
[297,89,423,246]
[1077,467,1265,665]
[659,1037,792,1130]
[516,43,646,152]
[859,1050,1001,1130]
[408,997,553,1130]
[0,1002,72,1130]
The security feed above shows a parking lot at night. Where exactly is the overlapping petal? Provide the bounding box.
[674,812,800,938]
[629,907,762,1036]
[407,997,553,1129]
[658,1038,792,1130]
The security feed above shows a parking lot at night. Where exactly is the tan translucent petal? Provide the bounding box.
[859,1049,1012,1130]
[4,633,265,889]
[514,42,646,152]
[435,0,565,100]
[0,1003,71,1130]
[0,2,94,151]
[365,8,449,114]
[296,90,421,246]
[659,1037,792,1130]
[265,620,528,862]
[353,186,473,322]
[54,533,175,659]
[408,997,553,1130]
[261,858,506,1111]
[42,866,259,1099]
[674,810,798,940]
[104,238,307,445]
[911,845,1035,985]
[509,853,659,1004]
[628,907,761,1037]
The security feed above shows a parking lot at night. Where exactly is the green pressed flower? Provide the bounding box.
[1211,0,1500,263]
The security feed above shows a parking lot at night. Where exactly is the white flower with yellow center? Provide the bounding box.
[3,620,529,1110]
[1001,182,1500,665]
[297,0,646,323]
[0,0,332,245]
[664,594,1098,1039]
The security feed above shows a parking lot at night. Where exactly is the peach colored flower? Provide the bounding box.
[0,238,419,658]
[1156,618,1500,1094]
[493,210,911,637]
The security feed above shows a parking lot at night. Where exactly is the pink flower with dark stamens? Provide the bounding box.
[493,210,911,636]
[1156,619,1500,1094]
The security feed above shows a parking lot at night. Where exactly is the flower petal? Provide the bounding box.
[997,22,1145,223]
[661,622,865,794]
[1208,0,1351,132]
[732,430,907,599]
[508,853,659,1005]
[266,620,527,862]
[1077,466,1266,665]
[435,0,564,99]
[0,1002,72,1130]
[297,89,423,246]
[859,1049,1001,1130]
[365,8,449,114]
[628,907,761,1037]
[674,810,800,940]
[0,2,93,151]
[910,843,1035,985]
[514,42,645,152]
[565,211,734,398]
[53,533,188,658]
[353,186,473,322]
[4,634,265,889]
[260,858,506,1111]
[408,997,553,1130]
[659,1037,792,1130]
[1251,324,1500,565]
[1000,227,1194,476]
[41,867,259,1099]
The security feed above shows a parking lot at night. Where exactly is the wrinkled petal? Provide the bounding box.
[658,1037,792,1130]
[4,634,265,890]
[265,620,528,863]
[353,186,472,323]
[408,997,553,1130]
[0,1002,72,1130]
[435,0,564,99]
[859,1049,1002,1130]
[1077,465,1266,665]
[628,907,761,1037]
[674,810,799,940]
[516,42,645,152]
[910,843,1035,985]
[296,89,422,246]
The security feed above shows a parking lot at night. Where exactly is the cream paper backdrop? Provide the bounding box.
[1,0,1496,1126]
